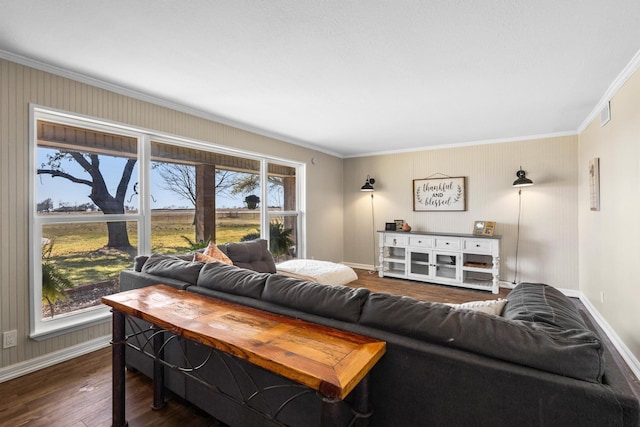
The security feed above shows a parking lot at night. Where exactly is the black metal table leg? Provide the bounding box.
[320,374,372,427]
[321,395,342,427]
[151,326,166,410]
[112,310,128,427]
[351,374,372,427]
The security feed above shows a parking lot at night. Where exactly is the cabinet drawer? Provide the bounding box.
[434,238,460,250]
[464,239,492,253]
[384,234,408,247]
[409,236,433,248]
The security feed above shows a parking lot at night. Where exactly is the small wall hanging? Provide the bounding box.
[589,158,600,211]
[413,176,466,211]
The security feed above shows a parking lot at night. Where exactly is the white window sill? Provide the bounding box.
[30,305,112,341]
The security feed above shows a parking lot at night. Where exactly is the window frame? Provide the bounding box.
[29,105,305,340]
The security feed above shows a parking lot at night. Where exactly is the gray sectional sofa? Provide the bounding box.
[118,239,639,426]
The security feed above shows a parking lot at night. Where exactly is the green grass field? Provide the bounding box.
[43,211,260,286]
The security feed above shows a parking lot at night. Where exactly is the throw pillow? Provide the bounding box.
[445,298,508,316]
[201,242,233,265]
[193,251,223,264]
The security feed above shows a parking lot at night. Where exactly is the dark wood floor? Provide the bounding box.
[0,270,636,426]
[348,268,511,303]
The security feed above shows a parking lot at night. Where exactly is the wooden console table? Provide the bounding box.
[102,285,386,427]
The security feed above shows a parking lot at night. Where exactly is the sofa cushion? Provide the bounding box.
[141,254,205,284]
[262,274,370,323]
[196,261,269,299]
[359,290,605,383]
[224,239,276,273]
[502,282,586,329]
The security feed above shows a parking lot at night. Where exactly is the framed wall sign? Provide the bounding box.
[413,177,466,211]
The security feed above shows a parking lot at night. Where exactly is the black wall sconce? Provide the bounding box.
[513,167,533,187]
[360,175,375,191]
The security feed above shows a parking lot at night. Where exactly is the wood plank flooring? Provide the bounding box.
[0,346,221,427]
[0,270,636,426]
[348,268,511,303]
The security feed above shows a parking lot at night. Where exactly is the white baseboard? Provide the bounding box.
[580,294,640,381]
[343,262,376,271]
[0,336,111,383]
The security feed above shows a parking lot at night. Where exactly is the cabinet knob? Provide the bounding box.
[476,244,480,247]
[445,242,449,245]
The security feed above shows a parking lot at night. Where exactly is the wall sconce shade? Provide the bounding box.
[513,168,533,187]
[361,175,375,191]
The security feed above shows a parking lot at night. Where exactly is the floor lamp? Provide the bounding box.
[512,167,533,284]
[360,176,376,273]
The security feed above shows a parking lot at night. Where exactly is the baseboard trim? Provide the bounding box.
[343,262,375,271]
[580,294,640,381]
[0,336,111,383]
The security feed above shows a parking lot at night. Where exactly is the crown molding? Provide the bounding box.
[578,48,640,133]
[0,49,343,159]
[344,130,579,159]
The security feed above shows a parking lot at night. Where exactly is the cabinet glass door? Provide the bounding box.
[434,252,459,281]
[409,251,431,277]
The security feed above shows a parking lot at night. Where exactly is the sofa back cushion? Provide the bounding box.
[196,261,269,299]
[360,285,605,383]
[502,282,585,328]
[263,274,370,323]
[141,254,205,284]
[222,239,276,273]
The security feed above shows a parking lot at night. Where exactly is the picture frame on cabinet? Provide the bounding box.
[473,221,485,235]
[385,222,397,231]
[473,220,496,236]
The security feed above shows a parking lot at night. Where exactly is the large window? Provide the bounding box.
[30,107,304,339]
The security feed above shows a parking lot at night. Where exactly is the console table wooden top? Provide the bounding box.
[102,284,386,399]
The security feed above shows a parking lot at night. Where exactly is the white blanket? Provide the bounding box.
[276,259,358,286]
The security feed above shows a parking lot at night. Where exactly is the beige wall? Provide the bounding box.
[343,136,579,291]
[579,67,640,365]
[0,59,344,370]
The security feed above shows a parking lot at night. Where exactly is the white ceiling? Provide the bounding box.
[1,1,640,158]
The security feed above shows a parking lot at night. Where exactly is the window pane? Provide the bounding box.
[150,209,196,253]
[150,141,261,248]
[220,170,261,243]
[268,215,298,261]
[41,221,137,319]
[37,121,139,215]
[267,163,297,211]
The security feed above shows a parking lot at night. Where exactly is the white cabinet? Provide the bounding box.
[378,231,501,294]
[380,234,408,278]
